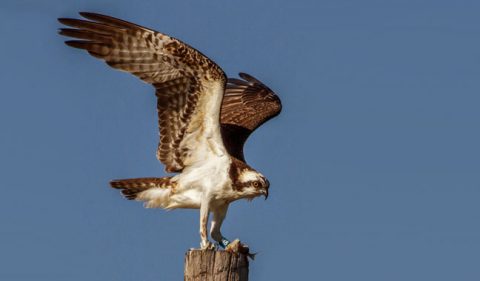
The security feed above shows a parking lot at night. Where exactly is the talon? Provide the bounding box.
[201,241,215,250]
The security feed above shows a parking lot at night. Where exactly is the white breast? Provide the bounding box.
[167,153,232,209]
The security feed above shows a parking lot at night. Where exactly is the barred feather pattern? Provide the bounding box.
[220,73,282,161]
[110,177,173,200]
[155,77,199,172]
[58,12,226,173]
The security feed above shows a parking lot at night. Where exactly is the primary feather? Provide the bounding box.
[59,12,281,250]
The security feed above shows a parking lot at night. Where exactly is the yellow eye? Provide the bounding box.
[253,181,259,187]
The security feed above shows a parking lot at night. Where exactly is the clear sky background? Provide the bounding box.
[1,0,479,280]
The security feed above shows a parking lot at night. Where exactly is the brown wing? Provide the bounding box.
[59,12,227,172]
[220,73,282,162]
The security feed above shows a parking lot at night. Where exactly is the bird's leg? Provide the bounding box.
[210,204,229,248]
[210,204,255,258]
[199,199,214,250]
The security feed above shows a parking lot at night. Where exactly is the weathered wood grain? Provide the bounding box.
[184,250,249,281]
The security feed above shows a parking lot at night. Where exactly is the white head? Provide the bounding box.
[235,169,270,200]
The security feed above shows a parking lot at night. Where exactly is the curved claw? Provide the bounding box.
[200,241,216,250]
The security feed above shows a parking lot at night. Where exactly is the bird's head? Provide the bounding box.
[236,169,270,200]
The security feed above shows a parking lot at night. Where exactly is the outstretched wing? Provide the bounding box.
[59,12,227,172]
[220,73,282,162]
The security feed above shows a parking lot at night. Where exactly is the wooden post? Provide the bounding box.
[184,250,249,281]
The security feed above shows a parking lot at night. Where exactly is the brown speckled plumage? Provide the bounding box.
[110,177,173,200]
[221,73,282,161]
[59,12,226,173]
[59,12,279,206]
[59,12,281,251]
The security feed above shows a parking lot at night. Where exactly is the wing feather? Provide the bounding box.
[59,12,227,172]
[220,73,282,161]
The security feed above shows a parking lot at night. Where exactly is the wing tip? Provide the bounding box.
[238,72,252,80]
[239,72,263,85]
[57,17,72,25]
[63,40,85,49]
[58,12,111,25]
[57,28,77,37]
[79,11,99,19]
[109,180,122,189]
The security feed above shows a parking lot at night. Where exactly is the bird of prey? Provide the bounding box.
[58,12,282,252]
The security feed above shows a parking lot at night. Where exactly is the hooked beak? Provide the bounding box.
[263,179,270,200]
[262,188,269,200]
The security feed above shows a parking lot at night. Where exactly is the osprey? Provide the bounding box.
[58,12,282,252]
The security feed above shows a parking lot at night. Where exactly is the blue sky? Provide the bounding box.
[1,0,479,280]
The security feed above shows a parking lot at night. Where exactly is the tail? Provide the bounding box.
[110,177,174,208]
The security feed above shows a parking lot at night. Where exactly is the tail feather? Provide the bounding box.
[110,177,172,200]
